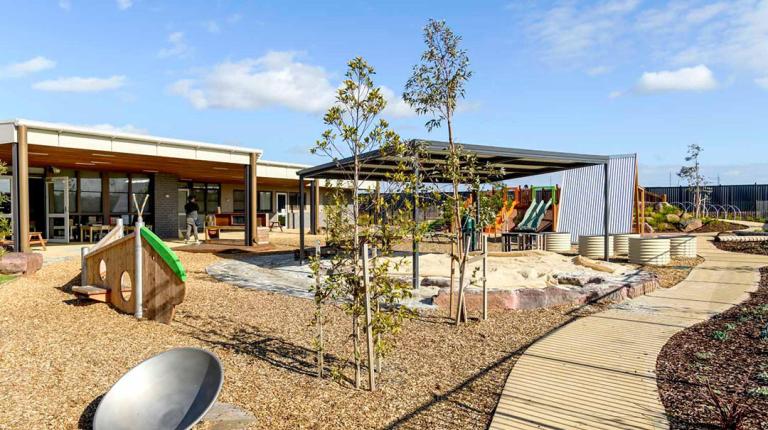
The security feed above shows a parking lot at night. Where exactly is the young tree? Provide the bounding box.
[677,144,706,218]
[403,19,481,323]
[310,57,415,390]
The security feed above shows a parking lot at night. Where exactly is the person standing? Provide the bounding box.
[184,196,201,245]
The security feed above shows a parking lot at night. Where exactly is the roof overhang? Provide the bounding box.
[297,139,609,183]
[0,119,262,166]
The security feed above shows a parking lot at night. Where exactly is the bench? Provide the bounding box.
[0,232,48,250]
[72,285,110,303]
[205,225,245,241]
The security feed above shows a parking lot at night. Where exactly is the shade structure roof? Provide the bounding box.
[297,140,609,183]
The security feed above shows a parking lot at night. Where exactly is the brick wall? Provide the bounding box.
[153,173,178,239]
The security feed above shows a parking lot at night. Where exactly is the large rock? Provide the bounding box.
[666,213,681,223]
[432,272,660,311]
[0,252,42,275]
[682,218,703,232]
[643,222,655,234]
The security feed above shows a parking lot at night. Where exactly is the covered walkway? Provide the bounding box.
[489,235,768,429]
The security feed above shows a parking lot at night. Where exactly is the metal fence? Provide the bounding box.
[645,184,768,218]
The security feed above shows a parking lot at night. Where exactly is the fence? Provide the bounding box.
[645,184,768,219]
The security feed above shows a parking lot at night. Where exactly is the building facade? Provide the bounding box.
[0,119,324,251]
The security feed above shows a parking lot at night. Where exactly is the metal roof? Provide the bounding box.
[297,139,609,183]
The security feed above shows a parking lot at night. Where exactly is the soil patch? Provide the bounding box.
[656,267,768,429]
[715,240,768,256]
[693,220,749,233]
[640,257,705,288]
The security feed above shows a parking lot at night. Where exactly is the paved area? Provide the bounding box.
[490,235,768,430]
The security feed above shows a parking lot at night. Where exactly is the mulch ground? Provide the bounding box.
[694,220,749,233]
[0,251,580,430]
[656,266,768,429]
[640,257,705,288]
[0,244,703,429]
[714,240,768,256]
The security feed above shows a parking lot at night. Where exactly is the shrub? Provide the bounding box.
[724,322,737,331]
[757,371,768,384]
[747,387,768,398]
[695,351,714,361]
[712,330,729,341]
[666,213,681,223]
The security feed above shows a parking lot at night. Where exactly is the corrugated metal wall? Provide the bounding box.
[557,154,636,243]
[645,184,768,218]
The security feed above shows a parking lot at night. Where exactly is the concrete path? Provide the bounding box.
[490,235,768,430]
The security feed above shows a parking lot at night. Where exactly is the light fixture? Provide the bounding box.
[142,169,159,173]
[92,153,116,158]
[91,161,111,165]
[29,152,49,156]
[213,167,228,171]
[75,162,95,166]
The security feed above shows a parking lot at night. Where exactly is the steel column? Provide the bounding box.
[603,162,610,261]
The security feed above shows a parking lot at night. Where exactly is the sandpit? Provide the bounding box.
[384,251,657,311]
[387,251,632,290]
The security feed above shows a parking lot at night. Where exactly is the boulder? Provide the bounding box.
[666,213,681,223]
[681,212,693,220]
[643,222,655,234]
[0,252,43,275]
[571,255,615,273]
[682,218,703,232]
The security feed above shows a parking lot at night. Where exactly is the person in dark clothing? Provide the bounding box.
[184,196,200,244]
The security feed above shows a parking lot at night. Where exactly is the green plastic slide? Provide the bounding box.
[140,227,187,282]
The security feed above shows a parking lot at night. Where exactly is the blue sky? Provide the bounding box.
[1,0,767,186]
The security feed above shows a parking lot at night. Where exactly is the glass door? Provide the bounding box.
[177,188,189,238]
[45,177,70,242]
[276,192,287,226]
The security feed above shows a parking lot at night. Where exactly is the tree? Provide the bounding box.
[310,57,415,390]
[677,144,706,218]
[404,19,482,323]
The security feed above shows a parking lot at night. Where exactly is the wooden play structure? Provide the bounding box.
[72,196,187,324]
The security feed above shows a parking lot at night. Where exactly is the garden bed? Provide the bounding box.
[693,220,749,233]
[656,266,768,429]
[714,240,768,256]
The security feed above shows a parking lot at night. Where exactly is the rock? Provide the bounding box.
[681,212,693,220]
[666,213,681,223]
[654,202,664,212]
[0,252,43,275]
[201,402,257,430]
[572,255,615,273]
[643,222,655,234]
[682,218,703,232]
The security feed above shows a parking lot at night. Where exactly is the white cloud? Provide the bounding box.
[116,0,132,10]
[685,2,729,24]
[58,0,71,10]
[0,56,56,78]
[379,86,416,118]
[86,123,147,134]
[169,51,337,113]
[756,76,768,89]
[158,32,191,59]
[635,65,718,93]
[170,51,419,117]
[608,90,623,99]
[32,75,126,92]
[526,0,640,63]
[227,13,242,24]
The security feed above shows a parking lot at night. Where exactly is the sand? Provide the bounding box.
[387,251,632,290]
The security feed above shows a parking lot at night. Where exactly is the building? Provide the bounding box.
[0,119,323,251]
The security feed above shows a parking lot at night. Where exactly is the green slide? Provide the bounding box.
[517,198,552,232]
[140,227,187,282]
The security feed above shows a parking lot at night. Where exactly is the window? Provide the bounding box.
[68,178,77,212]
[206,184,220,213]
[109,174,130,213]
[80,172,102,214]
[233,189,246,212]
[130,174,150,213]
[258,191,272,212]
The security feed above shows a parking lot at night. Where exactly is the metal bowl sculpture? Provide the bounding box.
[93,348,223,430]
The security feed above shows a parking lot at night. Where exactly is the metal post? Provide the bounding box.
[80,247,89,287]
[10,143,20,252]
[603,162,610,261]
[244,164,251,246]
[412,163,419,290]
[299,175,305,264]
[474,187,481,252]
[133,194,148,320]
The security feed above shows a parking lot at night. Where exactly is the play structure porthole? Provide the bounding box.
[120,271,132,301]
[99,259,107,281]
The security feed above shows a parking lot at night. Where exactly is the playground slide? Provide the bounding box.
[517,198,553,232]
[517,200,542,230]
[140,227,187,282]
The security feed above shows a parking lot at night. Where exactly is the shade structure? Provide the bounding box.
[296,140,612,287]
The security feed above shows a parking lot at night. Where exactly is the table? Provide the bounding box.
[81,224,111,243]
[501,232,543,252]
